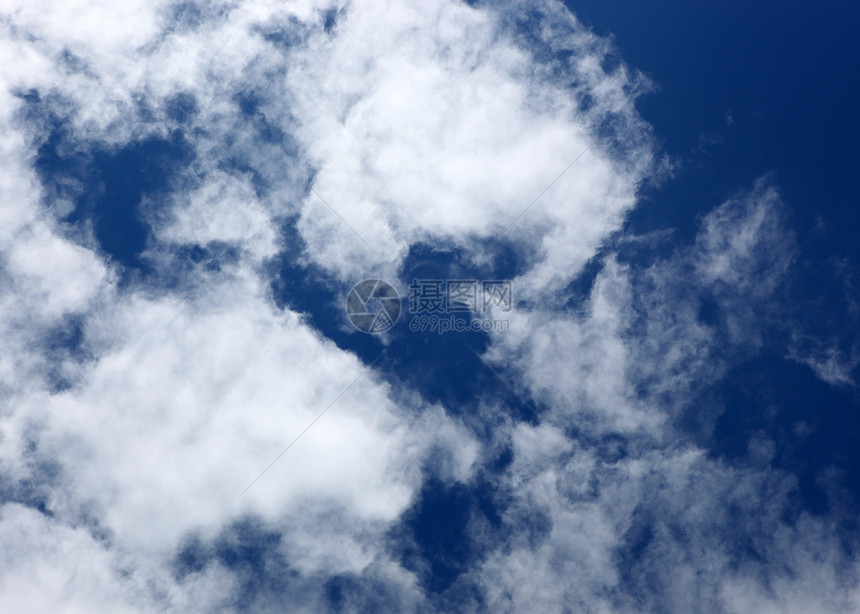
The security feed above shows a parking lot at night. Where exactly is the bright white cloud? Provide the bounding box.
[288,0,655,292]
[0,0,856,612]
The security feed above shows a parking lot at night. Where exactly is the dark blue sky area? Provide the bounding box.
[571,1,859,252]
[570,0,860,519]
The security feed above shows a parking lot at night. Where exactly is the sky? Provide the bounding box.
[0,0,859,612]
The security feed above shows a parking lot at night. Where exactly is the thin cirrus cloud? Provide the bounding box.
[0,1,857,613]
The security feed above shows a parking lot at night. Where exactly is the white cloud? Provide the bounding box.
[0,0,856,612]
[287,0,655,291]
[788,334,859,389]
[2,3,485,608]
[473,180,859,613]
[155,171,278,260]
[0,258,478,609]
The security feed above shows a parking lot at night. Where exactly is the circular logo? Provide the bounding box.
[346,279,401,333]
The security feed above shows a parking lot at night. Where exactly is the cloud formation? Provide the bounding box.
[0,0,856,612]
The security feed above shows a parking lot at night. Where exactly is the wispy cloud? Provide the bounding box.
[0,0,856,612]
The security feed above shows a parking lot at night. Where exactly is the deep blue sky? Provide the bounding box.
[17,1,860,609]
[572,1,860,251]
[570,0,860,521]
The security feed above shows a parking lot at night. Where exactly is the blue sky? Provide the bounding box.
[1,1,859,612]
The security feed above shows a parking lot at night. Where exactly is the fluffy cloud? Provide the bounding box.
[1,2,482,610]
[289,0,656,291]
[0,0,856,612]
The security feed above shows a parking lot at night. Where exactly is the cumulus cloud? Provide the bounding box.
[1,2,482,610]
[0,0,856,612]
[288,0,655,291]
